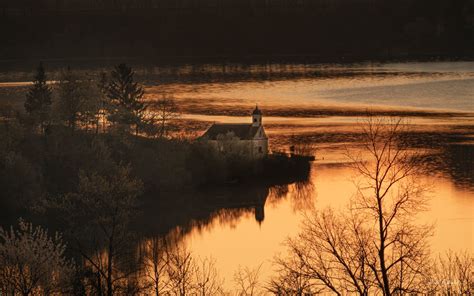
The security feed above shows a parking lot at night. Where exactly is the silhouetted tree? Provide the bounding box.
[106,64,147,135]
[141,238,171,295]
[24,62,52,134]
[154,95,180,138]
[430,250,473,295]
[233,264,263,296]
[194,256,225,296]
[272,116,434,295]
[166,245,196,296]
[267,252,318,295]
[45,164,143,296]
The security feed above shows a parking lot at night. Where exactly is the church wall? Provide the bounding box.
[205,139,268,158]
[251,138,268,157]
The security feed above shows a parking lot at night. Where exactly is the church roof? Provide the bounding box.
[201,124,261,140]
[252,106,262,115]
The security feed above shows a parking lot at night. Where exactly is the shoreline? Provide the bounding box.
[1,53,474,67]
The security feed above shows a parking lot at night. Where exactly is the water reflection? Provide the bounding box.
[1,60,473,290]
[438,144,474,191]
[139,177,318,243]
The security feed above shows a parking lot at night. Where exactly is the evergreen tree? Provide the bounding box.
[25,62,53,134]
[106,64,147,135]
[56,67,86,131]
[96,72,109,133]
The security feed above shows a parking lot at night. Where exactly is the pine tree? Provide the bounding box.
[96,71,109,133]
[106,64,147,135]
[56,67,85,131]
[25,62,52,134]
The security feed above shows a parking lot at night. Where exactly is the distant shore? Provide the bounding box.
[1,54,474,72]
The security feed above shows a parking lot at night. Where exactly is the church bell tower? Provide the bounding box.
[252,105,262,127]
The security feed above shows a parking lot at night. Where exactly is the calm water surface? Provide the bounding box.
[147,61,474,288]
[1,61,473,289]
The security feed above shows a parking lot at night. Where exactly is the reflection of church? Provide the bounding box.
[254,202,265,225]
[211,184,270,226]
[251,184,268,225]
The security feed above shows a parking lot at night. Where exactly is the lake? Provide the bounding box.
[1,60,473,290]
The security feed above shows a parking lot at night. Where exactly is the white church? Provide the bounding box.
[200,106,269,158]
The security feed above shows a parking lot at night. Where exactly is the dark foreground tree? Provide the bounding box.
[430,250,473,295]
[0,220,75,295]
[234,264,263,296]
[106,64,147,135]
[44,162,143,296]
[271,116,435,295]
[24,62,52,134]
[140,238,171,295]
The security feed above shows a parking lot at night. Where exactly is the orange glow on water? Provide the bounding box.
[175,164,474,289]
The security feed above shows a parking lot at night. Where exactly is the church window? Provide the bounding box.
[258,147,263,153]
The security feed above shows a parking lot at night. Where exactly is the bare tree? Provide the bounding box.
[0,219,75,295]
[347,116,433,295]
[194,257,225,296]
[154,95,180,138]
[276,209,375,294]
[166,245,196,295]
[233,264,263,296]
[140,237,171,295]
[289,134,316,157]
[267,253,320,295]
[430,250,473,295]
[272,116,434,295]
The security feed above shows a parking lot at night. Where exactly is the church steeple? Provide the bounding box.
[252,105,262,127]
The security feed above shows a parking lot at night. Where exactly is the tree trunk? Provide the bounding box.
[107,238,114,296]
[377,193,391,295]
[97,271,103,296]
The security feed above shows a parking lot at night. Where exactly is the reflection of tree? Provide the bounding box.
[142,185,271,243]
[441,144,474,190]
[268,184,289,201]
[290,179,315,212]
[212,208,255,229]
[267,179,315,212]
